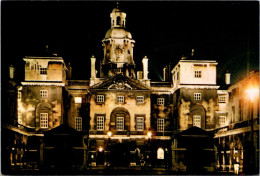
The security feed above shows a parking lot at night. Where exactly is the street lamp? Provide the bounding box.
[147,131,152,139]
[245,87,259,174]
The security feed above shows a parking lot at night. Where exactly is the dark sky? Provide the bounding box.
[1,1,259,84]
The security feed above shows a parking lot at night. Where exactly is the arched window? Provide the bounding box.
[116,16,121,25]
[157,148,164,159]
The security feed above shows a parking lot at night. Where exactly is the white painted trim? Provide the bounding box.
[89,134,171,140]
[178,85,219,89]
[21,82,65,86]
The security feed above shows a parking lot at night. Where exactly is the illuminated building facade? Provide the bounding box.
[2,5,259,175]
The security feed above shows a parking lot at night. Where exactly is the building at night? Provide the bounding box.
[2,5,259,175]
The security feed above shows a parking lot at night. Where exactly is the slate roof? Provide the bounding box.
[176,126,214,138]
[43,124,85,136]
[90,74,150,91]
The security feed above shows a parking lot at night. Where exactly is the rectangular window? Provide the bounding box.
[97,95,105,103]
[18,113,22,124]
[75,117,82,131]
[193,115,201,128]
[157,98,164,105]
[117,96,124,103]
[219,95,226,103]
[75,97,82,104]
[40,90,48,98]
[194,70,202,78]
[116,117,124,131]
[97,116,104,131]
[18,92,22,101]
[136,117,144,131]
[157,118,164,132]
[40,113,48,128]
[219,116,226,127]
[40,68,47,74]
[194,93,201,100]
[136,96,144,104]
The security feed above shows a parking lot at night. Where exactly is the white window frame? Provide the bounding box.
[116,117,124,131]
[117,96,124,103]
[75,97,82,104]
[75,117,82,131]
[40,113,48,128]
[193,115,201,128]
[18,92,22,101]
[18,113,22,124]
[219,95,226,103]
[97,95,105,103]
[157,98,164,106]
[40,67,47,75]
[97,116,104,131]
[40,90,48,98]
[194,93,201,100]
[136,96,144,104]
[136,117,144,131]
[219,116,226,127]
[157,118,164,132]
[194,70,202,78]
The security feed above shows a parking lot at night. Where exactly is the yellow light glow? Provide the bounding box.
[147,131,152,138]
[107,131,112,137]
[246,88,259,102]
[98,147,103,152]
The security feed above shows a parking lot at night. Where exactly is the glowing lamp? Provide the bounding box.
[147,131,152,138]
[234,163,239,175]
[246,88,259,102]
[98,147,103,152]
[107,131,112,137]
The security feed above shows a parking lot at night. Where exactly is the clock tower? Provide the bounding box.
[101,5,136,78]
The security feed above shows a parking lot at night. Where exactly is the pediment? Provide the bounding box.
[90,74,150,91]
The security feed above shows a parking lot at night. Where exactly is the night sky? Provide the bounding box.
[1,1,259,84]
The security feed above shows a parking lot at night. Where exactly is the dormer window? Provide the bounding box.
[157,98,164,106]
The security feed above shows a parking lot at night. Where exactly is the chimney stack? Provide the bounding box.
[91,55,96,79]
[225,71,231,85]
[67,62,72,80]
[9,65,15,79]
[142,56,149,80]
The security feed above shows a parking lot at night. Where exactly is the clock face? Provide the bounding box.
[114,45,124,57]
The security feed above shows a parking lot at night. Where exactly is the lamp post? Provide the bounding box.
[106,131,112,167]
[245,87,259,174]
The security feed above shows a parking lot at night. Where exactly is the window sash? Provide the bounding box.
[157,118,164,132]
[219,95,226,103]
[40,113,48,128]
[117,96,124,103]
[136,117,144,131]
[157,98,164,105]
[75,117,82,131]
[97,95,104,102]
[194,93,201,100]
[116,117,124,131]
[219,116,226,126]
[40,68,47,74]
[136,96,144,103]
[193,115,201,128]
[97,116,104,131]
[40,90,48,98]
[18,92,22,100]
[194,70,201,78]
[18,113,22,124]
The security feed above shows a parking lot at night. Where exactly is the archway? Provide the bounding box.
[110,107,130,131]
